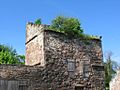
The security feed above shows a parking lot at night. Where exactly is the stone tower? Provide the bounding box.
[25,23,105,90]
[0,23,105,90]
[25,23,48,66]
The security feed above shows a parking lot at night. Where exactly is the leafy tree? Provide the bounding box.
[104,51,119,90]
[0,44,25,64]
[17,55,25,64]
[49,16,83,37]
[34,18,41,25]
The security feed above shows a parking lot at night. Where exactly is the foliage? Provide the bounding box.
[79,34,100,40]
[17,55,25,64]
[49,16,83,37]
[0,44,25,64]
[48,16,101,40]
[34,18,41,25]
[104,51,119,90]
[104,60,115,90]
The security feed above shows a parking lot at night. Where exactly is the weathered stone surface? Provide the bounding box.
[110,70,120,90]
[0,23,105,90]
[26,32,45,66]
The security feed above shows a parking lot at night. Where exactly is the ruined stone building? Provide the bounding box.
[0,23,105,90]
[110,70,120,90]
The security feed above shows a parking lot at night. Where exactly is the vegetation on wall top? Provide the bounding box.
[49,16,83,37]
[34,16,100,40]
[34,18,41,25]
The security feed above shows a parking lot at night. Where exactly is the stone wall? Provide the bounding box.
[0,65,43,90]
[44,30,105,90]
[110,70,120,90]
[0,24,105,90]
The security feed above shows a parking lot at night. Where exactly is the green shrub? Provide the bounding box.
[34,18,41,25]
[49,16,83,37]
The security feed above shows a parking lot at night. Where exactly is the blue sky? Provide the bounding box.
[0,0,120,62]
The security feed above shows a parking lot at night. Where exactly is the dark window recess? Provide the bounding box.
[19,85,28,90]
[68,60,75,72]
[92,64,104,71]
[75,86,84,90]
[83,60,91,78]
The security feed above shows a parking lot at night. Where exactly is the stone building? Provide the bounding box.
[110,70,120,90]
[0,23,105,90]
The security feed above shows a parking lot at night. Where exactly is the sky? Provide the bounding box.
[0,0,120,62]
